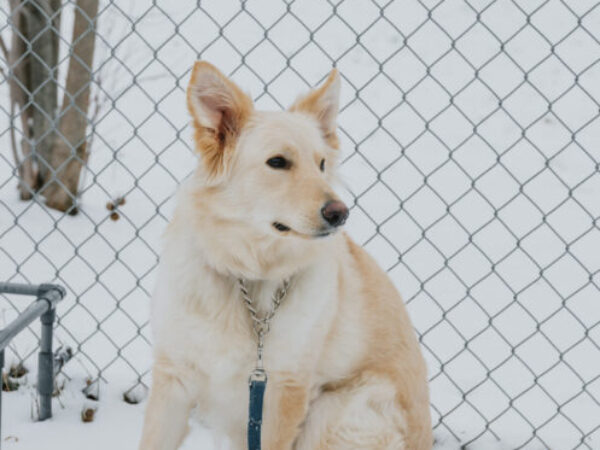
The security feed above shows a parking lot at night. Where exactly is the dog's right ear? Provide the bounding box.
[187,61,253,181]
[289,69,341,149]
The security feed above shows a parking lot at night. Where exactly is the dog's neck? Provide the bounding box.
[195,218,325,281]
[168,189,331,283]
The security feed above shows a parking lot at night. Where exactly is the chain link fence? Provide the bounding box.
[1,0,599,448]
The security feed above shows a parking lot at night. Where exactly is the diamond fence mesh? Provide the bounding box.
[1,0,599,448]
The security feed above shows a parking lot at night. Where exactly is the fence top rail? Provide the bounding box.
[0,283,65,351]
[0,283,66,300]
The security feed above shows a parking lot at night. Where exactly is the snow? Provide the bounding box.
[0,379,502,450]
[1,379,217,450]
[1,0,599,448]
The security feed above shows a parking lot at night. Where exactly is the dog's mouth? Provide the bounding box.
[272,222,333,239]
[273,222,291,232]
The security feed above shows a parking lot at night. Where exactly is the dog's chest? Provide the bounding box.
[200,279,335,375]
[153,267,339,431]
[197,280,337,434]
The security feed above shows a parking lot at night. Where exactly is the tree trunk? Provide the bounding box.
[6,0,98,212]
[26,0,60,199]
[42,0,99,213]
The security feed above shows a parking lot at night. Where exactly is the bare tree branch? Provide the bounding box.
[8,0,38,199]
[9,95,22,173]
[0,35,8,61]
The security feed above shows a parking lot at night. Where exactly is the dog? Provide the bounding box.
[138,61,432,450]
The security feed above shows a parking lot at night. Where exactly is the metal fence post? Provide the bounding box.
[0,283,65,442]
[38,307,55,421]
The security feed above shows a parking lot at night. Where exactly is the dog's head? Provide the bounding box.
[186,61,348,242]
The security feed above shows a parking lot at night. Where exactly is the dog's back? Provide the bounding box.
[292,235,431,449]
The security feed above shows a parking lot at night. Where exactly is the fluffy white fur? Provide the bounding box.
[138,62,432,450]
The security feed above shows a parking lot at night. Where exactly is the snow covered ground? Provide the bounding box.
[1,0,599,448]
[0,379,503,450]
[1,378,216,450]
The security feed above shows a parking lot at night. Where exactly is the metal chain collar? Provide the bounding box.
[238,278,290,382]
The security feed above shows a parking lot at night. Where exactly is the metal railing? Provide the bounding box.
[1,0,599,448]
[0,282,65,446]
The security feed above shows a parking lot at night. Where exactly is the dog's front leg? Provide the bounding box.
[262,374,310,450]
[138,362,195,450]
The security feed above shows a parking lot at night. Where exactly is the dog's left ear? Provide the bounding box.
[187,61,254,181]
[290,69,341,149]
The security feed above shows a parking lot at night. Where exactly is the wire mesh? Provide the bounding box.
[1,0,599,448]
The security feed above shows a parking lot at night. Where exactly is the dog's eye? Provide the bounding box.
[320,159,325,172]
[266,156,288,169]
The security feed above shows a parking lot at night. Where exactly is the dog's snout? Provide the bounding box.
[321,200,349,227]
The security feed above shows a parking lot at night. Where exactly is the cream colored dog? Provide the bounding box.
[139,61,432,450]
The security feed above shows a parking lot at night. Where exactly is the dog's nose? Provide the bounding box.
[321,200,349,227]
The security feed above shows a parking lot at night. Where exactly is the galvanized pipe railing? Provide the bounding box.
[0,283,66,446]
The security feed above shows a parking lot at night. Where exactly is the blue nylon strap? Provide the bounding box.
[248,379,266,450]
